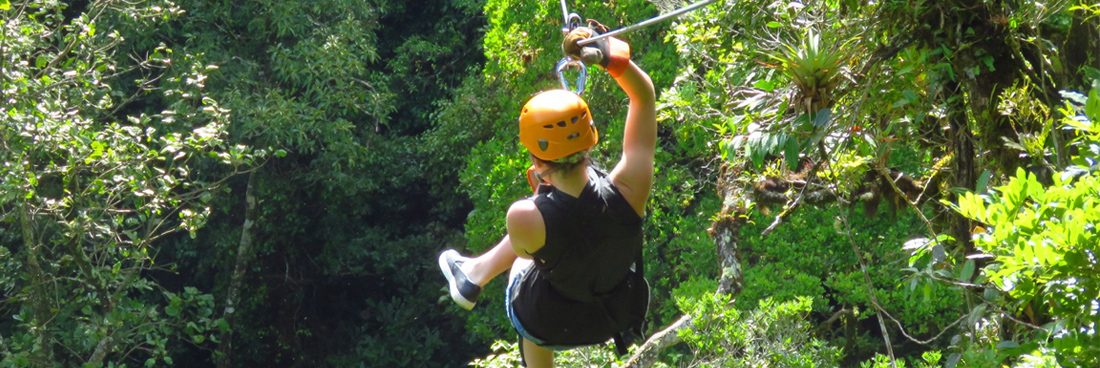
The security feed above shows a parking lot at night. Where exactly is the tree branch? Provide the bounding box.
[621,168,749,367]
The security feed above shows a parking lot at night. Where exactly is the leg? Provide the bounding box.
[509,257,553,368]
[439,235,519,309]
[521,338,553,368]
[463,235,518,287]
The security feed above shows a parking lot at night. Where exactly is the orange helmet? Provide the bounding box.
[518,90,598,161]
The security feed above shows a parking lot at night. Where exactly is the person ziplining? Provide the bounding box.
[438,2,712,366]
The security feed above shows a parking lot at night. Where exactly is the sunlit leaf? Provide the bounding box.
[1087,85,1100,121]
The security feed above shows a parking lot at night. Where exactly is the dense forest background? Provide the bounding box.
[1,0,1098,367]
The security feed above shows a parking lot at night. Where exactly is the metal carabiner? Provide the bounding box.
[556,57,587,95]
[561,12,583,35]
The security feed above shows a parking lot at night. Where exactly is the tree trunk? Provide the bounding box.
[19,202,55,366]
[946,79,977,254]
[622,170,748,368]
[217,172,258,368]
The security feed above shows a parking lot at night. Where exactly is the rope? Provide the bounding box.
[576,0,716,46]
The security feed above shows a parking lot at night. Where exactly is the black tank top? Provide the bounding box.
[530,167,643,301]
[510,167,646,345]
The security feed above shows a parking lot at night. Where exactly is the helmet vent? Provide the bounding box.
[566,132,580,140]
[571,116,578,124]
[581,111,587,118]
[538,139,549,151]
[557,121,566,127]
[543,124,554,129]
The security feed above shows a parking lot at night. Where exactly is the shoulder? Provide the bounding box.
[507,199,546,257]
[608,166,650,218]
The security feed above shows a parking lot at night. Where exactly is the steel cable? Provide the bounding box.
[576,0,715,46]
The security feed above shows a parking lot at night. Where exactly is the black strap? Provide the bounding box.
[518,333,528,367]
[613,333,629,355]
[611,247,647,356]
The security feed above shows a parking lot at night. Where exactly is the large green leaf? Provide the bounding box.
[1087,85,1100,122]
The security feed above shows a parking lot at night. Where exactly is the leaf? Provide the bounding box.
[946,352,962,368]
[1065,115,1093,132]
[165,303,180,317]
[812,108,832,128]
[956,192,986,221]
[959,259,975,282]
[1060,90,1088,105]
[766,21,782,29]
[747,133,766,168]
[765,133,780,153]
[784,138,800,170]
[981,55,995,72]
[932,243,946,265]
[35,55,48,69]
[0,0,9,11]
[975,169,992,194]
[750,143,765,168]
[903,238,930,251]
[753,79,776,92]
[1086,85,1100,121]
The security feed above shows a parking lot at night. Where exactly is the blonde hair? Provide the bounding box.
[531,151,589,178]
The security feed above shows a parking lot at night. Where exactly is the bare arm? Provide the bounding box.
[608,61,657,217]
[506,199,546,258]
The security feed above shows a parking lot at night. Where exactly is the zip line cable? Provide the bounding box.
[575,0,716,46]
[560,0,570,28]
[555,0,715,95]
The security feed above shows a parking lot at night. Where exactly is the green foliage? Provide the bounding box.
[468,339,623,368]
[3,0,492,365]
[770,29,855,113]
[950,85,1100,366]
[470,296,841,368]
[468,340,525,368]
[860,351,942,368]
[679,295,843,367]
[729,203,967,364]
[0,1,256,365]
[2,0,1097,366]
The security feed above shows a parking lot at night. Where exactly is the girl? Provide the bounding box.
[440,28,655,367]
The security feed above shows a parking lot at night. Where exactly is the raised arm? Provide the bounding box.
[607,62,656,217]
[563,29,657,216]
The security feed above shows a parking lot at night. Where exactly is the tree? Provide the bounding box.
[1,1,259,365]
[113,0,491,365]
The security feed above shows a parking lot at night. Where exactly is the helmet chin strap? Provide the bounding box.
[526,165,549,193]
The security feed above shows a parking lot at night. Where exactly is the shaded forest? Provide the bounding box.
[1,0,1098,367]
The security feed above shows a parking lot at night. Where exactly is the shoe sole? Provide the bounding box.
[439,250,476,310]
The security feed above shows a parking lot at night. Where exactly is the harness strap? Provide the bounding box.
[608,247,647,356]
[518,334,528,367]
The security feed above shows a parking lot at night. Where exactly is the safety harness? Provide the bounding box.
[511,168,649,364]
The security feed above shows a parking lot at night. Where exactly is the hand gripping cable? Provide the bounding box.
[554,0,716,95]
